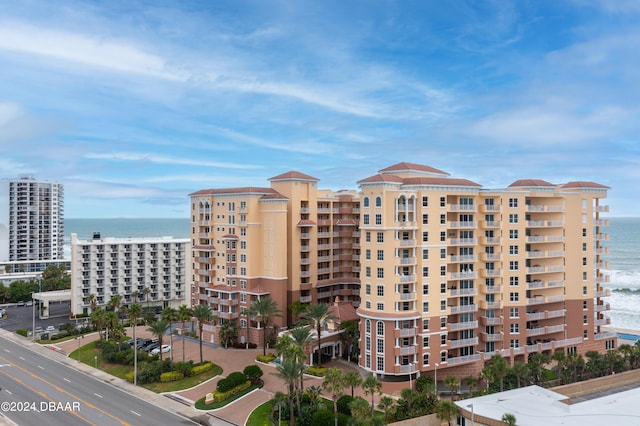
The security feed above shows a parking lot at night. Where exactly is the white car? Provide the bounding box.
[34,326,43,333]
[150,345,171,355]
[45,325,56,332]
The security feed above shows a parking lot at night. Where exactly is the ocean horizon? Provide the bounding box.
[64,216,640,331]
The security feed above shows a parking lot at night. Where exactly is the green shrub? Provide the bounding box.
[217,371,246,392]
[256,353,276,363]
[305,366,327,377]
[243,365,263,383]
[160,371,184,382]
[310,409,334,426]
[174,361,195,377]
[124,372,135,383]
[337,395,354,415]
[213,380,251,402]
[192,362,212,375]
[16,329,28,337]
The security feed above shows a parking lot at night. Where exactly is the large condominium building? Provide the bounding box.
[0,176,64,263]
[70,233,190,316]
[357,163,612,381]
[189,172,360,347]
[189,162,612,377]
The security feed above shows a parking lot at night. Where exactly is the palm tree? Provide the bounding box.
[147,319,169,374]
[275,358,301,426]
[87,293,97,312]
[177,304,192,362]
[511,362,530,388]
[91,307,106,339]
[307,385,323,411]
[435,400,460,426]
[378,395,395,425]
[301,303,335,367]
[219,320,239,348]
[462,375,479,396]
[241,305,255,349]
[251,297,282,356]
[487,354,508,392]
[142,286,151,315]
[362,375,382,416]
[128,303,142,385]
[444,375,460,400]
[162,307,178,361]
[108,294,123,324]
[290,326,315,392]
[192,303,212,364]
[322,367,344,426]
[502,412,517,425]
[343,370,363,398]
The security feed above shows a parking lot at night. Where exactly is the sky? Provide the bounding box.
[1,0,639,218]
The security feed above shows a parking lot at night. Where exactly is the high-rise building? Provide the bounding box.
[189,163,613,378]
[357,162,612,380]
[189,172,360,347]
[0,176,65,273]
[70,233,191,316]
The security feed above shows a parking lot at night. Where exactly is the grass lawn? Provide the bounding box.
[70,341,222,392]
[246,399,274,426]
[195,381,263,410]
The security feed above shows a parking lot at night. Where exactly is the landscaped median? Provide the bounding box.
[195,365,264,410]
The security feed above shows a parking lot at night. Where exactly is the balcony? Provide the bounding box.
[483,221,500,228]
[395,328,417,338]
[449,337,479,349]
[448,320,478,332]
[399,364,416,373]
[449,287,478,297]
[399,292,416,301]
[399,274,416,283]
[595,289,611,298]
[527,280,545,289]
[450,271,477,280]
[399,257,416,265]
[450,254,477,262]
[218,311,239,320]
[594,317,611,326]
[397,346,416,356]
[300,295,312,303]
[594,303,611,312]
[446,353,482,366]
[449,204,477,212]
[482,333,502,342]
[594,331,616,340]
[480,284,501,294]
[449,304,478,314]
[219,298,238,306]
[479,300,501,310]
[449,238,477,245]
[449,221,477,228]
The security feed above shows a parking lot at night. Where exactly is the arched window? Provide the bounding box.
[365,319,371,334]
[377,321,384,336]
[375,196,382,207]
[363,197,370,207]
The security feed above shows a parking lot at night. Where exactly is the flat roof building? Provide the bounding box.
[70,233,191,316]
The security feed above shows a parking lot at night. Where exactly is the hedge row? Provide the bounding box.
[305,366,327,377]
[213,380,251,402]
[160,371,184,382]
[217,371,247,392]
[256,354,276,363]
[193,362,213,376]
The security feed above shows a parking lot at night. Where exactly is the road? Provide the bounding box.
[0,335,197,426]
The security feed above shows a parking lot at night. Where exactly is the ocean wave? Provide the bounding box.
[611,288,640,294]
[603,269,640,288]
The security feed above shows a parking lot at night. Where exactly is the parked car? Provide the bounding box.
[136,339,153,350]
[17,301,24,307]
[150,345,171,355]
[34,326,43,333]
[144,342,160,352]
[26,301,33,307]
[45,325,56,332]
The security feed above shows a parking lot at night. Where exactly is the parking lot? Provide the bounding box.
[0,301,74,336]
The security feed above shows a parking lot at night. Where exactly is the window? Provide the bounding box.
[583,315,588,325]
[422,214,429,224]
[377,322,384,336]
[365,249,371,260]
[363,197,370,207]
[423,319,430,330]
[509,307,519,318]
[509,198,518,208]
[365,336,371,351]
[509,261,519,271]
[440,249,446,259]
[423,284,429,295]
[365,320,371,334]
[377,285,384,297]
[423,353,430,366]
[376,197,382,207]
[377,268,384,279]
[423,249,429,260]
[582,243,587,252]
[510,339,519,348]
[583,301,588,309]
[509,230,518,240]
[440,317,447,329]
[583,330,588,339]
[582,257,587,266]
[510,277,519,287]
[440,231,446,242]
[423,302,429,313]
[510,324,519,334]
[509,245,518,255]
[365,301,371,309]
[422,231,429,242]
[509,214,518,224]
[377,232,384,243]
[422,267,429,277]
[440,334,447,346]
[582,228,587,237]
[440,197,446,207]
[583,285,588,295]
[365,284,371,295]
[377,339,384,353]
[583,272,588,281]
[440,266,446,277]
[365,267,371,278]
[440,282,447,293]
[440,214,446,224]
[377,356,384,371]
[377,250,384,261]
[423,336,430,348]
[366,232,371,242]
[375,214,382,225]
[510,292,519,302]
[441,351,447,362]
[366,354,371,368]
[440,300,446,311]
[377,303,384,311]
[422,196,428,207]
[363,214,370,225]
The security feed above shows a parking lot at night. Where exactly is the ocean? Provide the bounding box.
[64,217,640,330]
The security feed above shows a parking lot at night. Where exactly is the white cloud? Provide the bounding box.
[84,151,260,169]
[0,21,186,81]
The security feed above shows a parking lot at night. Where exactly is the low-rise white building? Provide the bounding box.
[70,233,190,316]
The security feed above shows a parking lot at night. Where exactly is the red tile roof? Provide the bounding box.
[357,174,404,184]
[562,181,610,189]
[403,177,481,187]
[297,220,317,226]
[269,171,320,181]
[189,187,280,196]
[508,179,554,188]
[379,162,449,176]
[328,300,359,323]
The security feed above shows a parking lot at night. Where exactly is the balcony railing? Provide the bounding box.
[449,337,478,349]
[450,304,478,314]
[448,320,478,332]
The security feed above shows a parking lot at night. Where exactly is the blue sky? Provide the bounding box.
[1,0,639,218]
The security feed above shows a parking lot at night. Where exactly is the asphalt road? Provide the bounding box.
[0,301,76,335]
[0,335,197,426]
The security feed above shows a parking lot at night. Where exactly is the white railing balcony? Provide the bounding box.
[483,221,500,228]
[317,291,331,299]
[449,204,477,212]
[449,287,478,297]
[398,328,417,337]
[595,331,616,340]
[480,284,501,294]
[594,303,611,312]
[528,297,546,305]
[480,300,502,309]
[399,292,416,301]
[546,221,563,227]
[527,236,544,243]
[450,254,477,262]
[527,266,545,273]
[547,250,564,257]
[595,261,610,269]
[528,327,546,336]
[595,247,610,255]
[450,221,477,228]
[449,320,478,332]
[481,316,502,325]
[547,280,565,288]
[527,281,545,289]
[527,251,545,258]
[594,317,611,326]
[450,304,478,314]
[399,364,416,373]
[449,337,479,349]
[400,257,416,265]
[400,239,416,246]
[300,295,312,303]
[300,207,311,213]
[527,205,545,212]
[450,271,478,280]
[596,275,610,284]
[547,295,565,303]
[547,309,566,318]
[527,220,545,227]
[596,205,609,213]
[446,353,482,366]
[399,346,416,355]
[595,289,611,298]
[482,333,502,342]
[595,233,610,241]
[482,253,500,261]
[300,271,312,278]
[547,324,565,333]
[300,258,312,264]
[450,238,477,245]
[317,268,331,274]
[484,237,500,244]
[527,312,546,320]
[547,265,565,272]
[399,274,416,283]
[482,204,500,211]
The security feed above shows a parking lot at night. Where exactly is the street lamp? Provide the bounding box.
[467,403,474,426]
[434,362,439,398]
[31,291,35,342]
[94,355,98,369]
[75,335,84,362]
